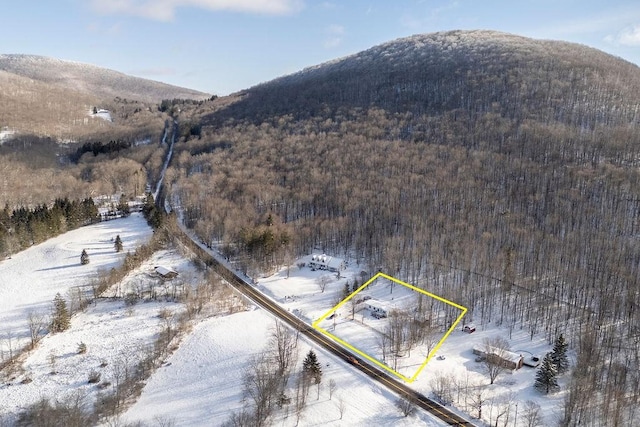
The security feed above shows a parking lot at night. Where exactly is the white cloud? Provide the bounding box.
[607,25,640,46]
[90,0,302,21]
[323,24,345,49]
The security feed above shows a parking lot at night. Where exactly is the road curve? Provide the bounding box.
[172,224,475,426]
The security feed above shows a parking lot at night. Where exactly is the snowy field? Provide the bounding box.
[122,308,444,427]
[0,214,153,354]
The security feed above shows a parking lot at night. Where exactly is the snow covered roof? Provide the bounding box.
[365,299,393,312]
[473,345,523,364]
[309,253,344,269]
[154,265,178,278]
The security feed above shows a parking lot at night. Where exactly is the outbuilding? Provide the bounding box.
[154,265,178,279]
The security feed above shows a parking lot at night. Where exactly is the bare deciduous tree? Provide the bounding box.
[395,396,416,417]
[337,396,346,420]
[522,400,543,427]
[27,312,46,349]
[269,320,298,388]
[243,354,280,426]
[328,378,337,400]
[316,275,331,293]
[481,336,511,385]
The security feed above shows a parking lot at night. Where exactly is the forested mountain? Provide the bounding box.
[168,30,640,426]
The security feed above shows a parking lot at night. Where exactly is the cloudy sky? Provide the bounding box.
[3,0,640,95]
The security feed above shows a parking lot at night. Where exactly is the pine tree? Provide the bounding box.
[114,235,123,252]
[80,249,90,265]
[551,334,569,374]
[50,293,70,333]
[117,195,130,217]
[342,281,351,299]
[534,352,559,394]
[302,350,322,384]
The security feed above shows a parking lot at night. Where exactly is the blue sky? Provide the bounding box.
[3,0,640,95]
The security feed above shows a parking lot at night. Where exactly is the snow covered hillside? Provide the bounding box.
[0,214,153,354]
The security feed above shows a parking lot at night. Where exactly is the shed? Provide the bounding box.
[154,265,178,279]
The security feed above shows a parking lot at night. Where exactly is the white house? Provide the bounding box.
[308,254,345,272]
[365,299,390,318]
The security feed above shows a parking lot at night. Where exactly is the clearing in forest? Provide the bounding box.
[313,272,467,382]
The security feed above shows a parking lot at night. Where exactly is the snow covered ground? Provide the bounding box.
[1,216,446,426]
[122,308,443,427]
[0,214,153,354]
[252,256,568,426]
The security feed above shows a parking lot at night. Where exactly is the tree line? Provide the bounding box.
[0,198,98,257]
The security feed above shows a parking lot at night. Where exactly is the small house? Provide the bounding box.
[473,345,524,370]
[309,254,345,272]
[154,265,178,279]
[365,299,390,318]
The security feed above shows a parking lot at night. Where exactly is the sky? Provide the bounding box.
[2,0,640,96]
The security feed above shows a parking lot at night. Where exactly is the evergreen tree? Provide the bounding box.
[342,281,351,300]
[117,195,130,217]
[302,350,322,384]
[534,352,559,394]
[50,293,70,333]
[551,334,569,374]
[114,235,123,252]
[80,249,90,265]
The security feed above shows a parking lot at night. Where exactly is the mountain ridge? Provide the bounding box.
[0,53,210,103]
[208,29,640,134]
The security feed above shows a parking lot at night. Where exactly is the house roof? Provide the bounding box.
[473,345,522,364]
[365,299,393,312]
[154,265,178,277]
[310,253,344,269]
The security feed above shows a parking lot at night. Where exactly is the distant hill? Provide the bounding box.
[0,54,210,141]
[0,54,209,103]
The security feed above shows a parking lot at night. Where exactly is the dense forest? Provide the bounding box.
[0,198,99,257]
[166,31,640,426]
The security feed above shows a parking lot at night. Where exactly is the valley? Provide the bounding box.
[2,29,640,426]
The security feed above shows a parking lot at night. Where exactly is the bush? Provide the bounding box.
[87,370,101,384]
[77,342,87,354]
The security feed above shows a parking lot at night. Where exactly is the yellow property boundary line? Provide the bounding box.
[312,272,467,383]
